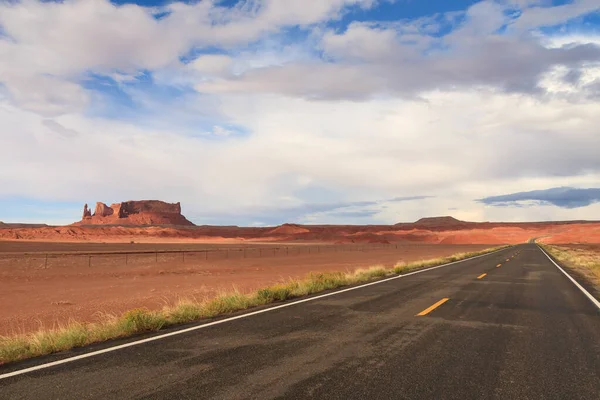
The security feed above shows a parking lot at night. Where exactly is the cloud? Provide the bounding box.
[512,0,600,31]
[188,54,233,77]
[321,21,399,61]
[478,187,600,209]
[3,82,600,224]
[195,1,600,100]
[1,0,600,225]
[188,195,430,225]
[1,74,90,116]
[388,196,433,202]
[42,119,80,138]
[0,0,380,114]
[2,0,599,115]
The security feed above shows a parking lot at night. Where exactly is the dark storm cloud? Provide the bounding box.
[478,187,600,209]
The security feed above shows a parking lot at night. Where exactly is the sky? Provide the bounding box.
[1,0,600,226]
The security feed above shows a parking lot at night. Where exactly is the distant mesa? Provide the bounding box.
[77,200,194,226]
[268,224,310,235]
[412,216,469,227]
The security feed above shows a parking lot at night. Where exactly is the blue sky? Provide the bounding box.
[1,0,600,225]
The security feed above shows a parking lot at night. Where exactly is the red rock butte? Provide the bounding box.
[77,200,194,226]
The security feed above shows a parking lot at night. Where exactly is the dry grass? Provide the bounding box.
[0,245,507,365]
[541,244,600,288]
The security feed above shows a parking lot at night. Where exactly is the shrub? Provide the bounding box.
[119,308,167,333]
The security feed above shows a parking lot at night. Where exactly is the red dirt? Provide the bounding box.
[2,212,599,336]
[537,224,600,244]
[3,221,600,244]
[0,243,491,335]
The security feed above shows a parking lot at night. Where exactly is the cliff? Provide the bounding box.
[76,200,194,226]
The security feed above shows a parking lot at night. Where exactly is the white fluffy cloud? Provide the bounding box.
[2,86,600,224]
[0,0,373,114]
[1,0,600,224]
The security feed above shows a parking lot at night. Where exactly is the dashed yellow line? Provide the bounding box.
[496,263,502,268]
[506,259,510,262]
[477,273,487,279]
[416,298,450,316]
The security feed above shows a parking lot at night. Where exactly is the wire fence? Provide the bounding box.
[0,243,402,269]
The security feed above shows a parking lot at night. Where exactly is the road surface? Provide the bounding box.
[1,243,599,399]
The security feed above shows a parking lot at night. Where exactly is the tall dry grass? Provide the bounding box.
[542,244,600,288]
[0,246,507,364]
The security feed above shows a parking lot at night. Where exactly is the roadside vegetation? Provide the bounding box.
[541,244,600,289]
[0,246,507,364]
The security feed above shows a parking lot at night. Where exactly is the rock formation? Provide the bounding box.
[76,200,194,226]
[94,202,114,217]
[82,204,92,219]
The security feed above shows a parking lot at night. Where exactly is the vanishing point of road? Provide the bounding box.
[1,243,599,399]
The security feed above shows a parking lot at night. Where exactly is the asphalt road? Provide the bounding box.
[1,244,599,399]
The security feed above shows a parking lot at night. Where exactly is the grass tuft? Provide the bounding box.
[119,308,167,334]
[256,284,293,303]
[0,245,508,365]
[201,292,253,317]
[167,301,203,324]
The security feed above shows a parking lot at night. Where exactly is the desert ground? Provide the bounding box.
[2,214,600,337]
[0,241,493,335]
[2,219,600,244]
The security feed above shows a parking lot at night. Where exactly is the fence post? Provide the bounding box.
[226,250,229,259]
[125,254,128,265]
[286,247,289,256]
[182,252,185,262]
[155,251,158,262]
[88,255,91,267]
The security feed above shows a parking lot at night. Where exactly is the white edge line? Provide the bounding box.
[538,245,600,310]
[0,246,510,380]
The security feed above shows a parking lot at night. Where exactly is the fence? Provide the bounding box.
[0,243,403,269]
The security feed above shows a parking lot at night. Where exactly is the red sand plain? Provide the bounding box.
[1,217,599,244]
[0,243,491,335]
[2,216,599,336]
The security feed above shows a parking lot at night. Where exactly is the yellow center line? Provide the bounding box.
[477,273,487,279]
[506,259,510,262]
[496,263,502,267]
[416,298,450,316]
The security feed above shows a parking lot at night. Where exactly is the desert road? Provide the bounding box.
[1,244,599,399]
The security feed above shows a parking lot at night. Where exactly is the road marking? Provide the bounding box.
[477,273,487,279]
[538,246,600,311]
[506,259,510,262]
[416,298,450,316]
[0,247,511,380]
[496,264,502,268]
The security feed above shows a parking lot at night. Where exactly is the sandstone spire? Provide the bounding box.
[82,204,92,219]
